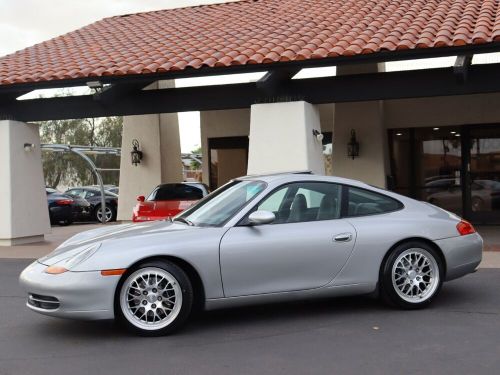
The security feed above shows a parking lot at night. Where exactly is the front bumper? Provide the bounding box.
[19,261,120,320]
[435,232,483,281]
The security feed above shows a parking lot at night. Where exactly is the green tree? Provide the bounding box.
[39,117,123,189]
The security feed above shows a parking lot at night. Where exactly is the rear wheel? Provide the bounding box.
[380,241,443,309]
[94,205,116,223]
[116,260,193,336]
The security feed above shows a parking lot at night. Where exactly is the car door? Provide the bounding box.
[219,181,357,297]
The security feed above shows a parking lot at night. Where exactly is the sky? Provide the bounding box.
[0,0,238,152]
[2,0,500,152]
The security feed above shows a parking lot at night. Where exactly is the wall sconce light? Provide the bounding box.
[131,139,143,166]
[24,143,35,152]
[312,129,324,142]
[347,129,360,160]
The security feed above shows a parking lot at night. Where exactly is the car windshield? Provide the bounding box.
[176,180,266,227]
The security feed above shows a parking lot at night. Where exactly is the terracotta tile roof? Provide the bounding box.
[1,0,500,87]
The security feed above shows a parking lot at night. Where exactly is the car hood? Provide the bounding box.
[38,220,197,266]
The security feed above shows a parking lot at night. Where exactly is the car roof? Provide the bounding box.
[237,171,373,188]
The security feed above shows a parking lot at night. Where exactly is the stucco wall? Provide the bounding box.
[0,120,50,245]
[200,108,250,185]
[331,63,389,188]
[117,81,182,221]
[247,101,325,175]
[384,92,500,128]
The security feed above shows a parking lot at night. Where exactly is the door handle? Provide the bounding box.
[334,233,353,242]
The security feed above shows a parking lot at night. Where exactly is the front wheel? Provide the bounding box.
[116,261,193,336]
[380,241,443,309]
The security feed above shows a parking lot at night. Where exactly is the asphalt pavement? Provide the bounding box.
[0,259,499,375]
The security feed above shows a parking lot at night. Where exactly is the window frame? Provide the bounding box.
[238,181,404,226]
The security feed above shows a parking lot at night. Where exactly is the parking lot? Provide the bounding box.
[1,256,499,375]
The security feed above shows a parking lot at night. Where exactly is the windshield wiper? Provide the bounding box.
[172,217,195,226]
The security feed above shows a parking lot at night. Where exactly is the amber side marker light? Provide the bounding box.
[101,269,127,276]
[457,220,476,236]
[45,266,68,275]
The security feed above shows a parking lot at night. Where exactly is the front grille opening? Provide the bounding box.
[28,294,60,310]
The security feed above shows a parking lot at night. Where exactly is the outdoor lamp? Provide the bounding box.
[312,129,324,142]
[86,81,103,90]
[131,139,143,166]
[347,129,360,159]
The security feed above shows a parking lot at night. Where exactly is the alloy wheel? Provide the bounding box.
[119,267,183,331]
[97,206,113,222]
[391,248,440,303]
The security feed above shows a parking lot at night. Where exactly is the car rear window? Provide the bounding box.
[148,184,204,201]
[346,186,403,217]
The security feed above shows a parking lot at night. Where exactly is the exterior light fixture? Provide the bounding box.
[86,81,103,90]
[23,143,35,152]
[131,139,143,166]
[433,127,440,131]
[347,129,360,160]
[396,133,403,136]
[312,129,324,142]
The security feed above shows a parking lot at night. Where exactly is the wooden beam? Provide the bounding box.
[3,62,500,122]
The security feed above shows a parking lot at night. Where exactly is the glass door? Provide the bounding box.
[466,126,500,223]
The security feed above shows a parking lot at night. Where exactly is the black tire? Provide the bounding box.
[115,260,193,336]
[380,241,444,310]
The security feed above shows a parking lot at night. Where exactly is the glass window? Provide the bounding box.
[148,184,204,201]
[85,190,98,199]
[66,189,84,199]
[178,180,266,227]
[256,182,342,224]
[347,186,402,217]
[258,187,289,213]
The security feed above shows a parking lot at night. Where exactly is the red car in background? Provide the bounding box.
[132,182,209,222]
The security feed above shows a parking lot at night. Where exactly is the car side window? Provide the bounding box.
[67,189,84,199]
[256,182,342,224]
[346,186,402,217]
[85,191,98,199]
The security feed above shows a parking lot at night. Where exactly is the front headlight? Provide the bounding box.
[45,243,101,274]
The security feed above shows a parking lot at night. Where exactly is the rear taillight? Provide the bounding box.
[456,220,476,236]
[56,199,73,206]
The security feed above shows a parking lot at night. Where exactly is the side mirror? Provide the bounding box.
[137,195,145,202]
[248,210,275,226]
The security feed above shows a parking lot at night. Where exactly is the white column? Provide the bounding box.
[0,120,50,245]
[117,81,182,221]
[247,101,325,175]
[332,63,389,188]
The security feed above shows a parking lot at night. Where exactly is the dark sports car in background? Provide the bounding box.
[65,186,119,223]
[46,188,90,226]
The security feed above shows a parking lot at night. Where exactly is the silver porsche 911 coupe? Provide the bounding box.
[20,173,482,336]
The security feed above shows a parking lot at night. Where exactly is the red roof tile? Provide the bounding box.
[1,0,500,87]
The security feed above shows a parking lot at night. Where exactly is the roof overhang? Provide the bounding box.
[2,58,500,122]
[1,41,500,95]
